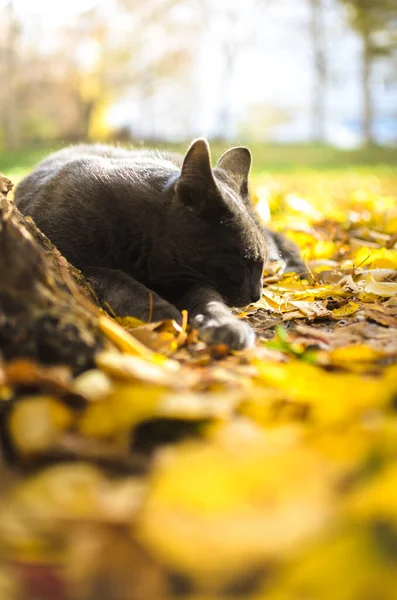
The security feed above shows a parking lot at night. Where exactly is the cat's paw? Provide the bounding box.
[193,315,255,350]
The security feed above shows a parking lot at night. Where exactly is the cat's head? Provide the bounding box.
[165,139,266,307]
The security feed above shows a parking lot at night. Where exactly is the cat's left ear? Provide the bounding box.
[176,138,221,213]
[215,147,252,195]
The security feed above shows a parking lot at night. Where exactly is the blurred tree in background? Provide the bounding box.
[1,1,21,149]
[309,0,327,144]
[0,0,396,149]
[338,0,397,145]
[0,0,200,149]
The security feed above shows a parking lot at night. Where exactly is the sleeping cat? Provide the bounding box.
[15,139,304,350]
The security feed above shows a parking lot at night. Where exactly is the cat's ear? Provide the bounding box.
[215,147,251,195]
[176,139,220,211]
[180,138,214,183]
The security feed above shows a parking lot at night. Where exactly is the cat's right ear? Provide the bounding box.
[215,146,251,196]
[175,139,220,211]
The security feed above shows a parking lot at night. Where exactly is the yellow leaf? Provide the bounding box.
[138,441,333,584]
[158,391,240,421]
[73,369,114,401]
[254,360,397,423]
[9,397,74,455]
[332,301,360,318]
[265,530,397,600]
[364,278,397,297]
[96,351,180,386]
[78,384,166,438]
[345,463,397,524]
[98,315,157,359]
[329,345,385,365]
[354,247,397,270]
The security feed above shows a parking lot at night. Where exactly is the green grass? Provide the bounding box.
[247,143,397,175]
[1,143,397,184]
[142,142,397,174]
[0,145,63,183]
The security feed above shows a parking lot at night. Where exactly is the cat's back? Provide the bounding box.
[15,144,181,215]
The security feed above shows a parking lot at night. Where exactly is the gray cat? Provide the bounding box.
[15,139,304,350]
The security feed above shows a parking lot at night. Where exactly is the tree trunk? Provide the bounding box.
[0,175,105,373]
[309,0,327,144]
[362,31,374,146]
[79,99,96,141]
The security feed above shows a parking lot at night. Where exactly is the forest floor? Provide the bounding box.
[1,156,397,599]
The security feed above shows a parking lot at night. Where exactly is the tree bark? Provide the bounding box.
[0,174,105,374]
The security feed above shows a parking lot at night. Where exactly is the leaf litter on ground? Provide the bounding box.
[1,171,397,599]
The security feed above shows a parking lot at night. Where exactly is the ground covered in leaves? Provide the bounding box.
[1,170,397,599]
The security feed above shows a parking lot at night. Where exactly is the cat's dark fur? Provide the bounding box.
[15,139,305,350]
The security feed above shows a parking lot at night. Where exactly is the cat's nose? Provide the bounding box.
[250,280,263,303]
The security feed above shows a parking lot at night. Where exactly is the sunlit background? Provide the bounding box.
[0,0,396,151]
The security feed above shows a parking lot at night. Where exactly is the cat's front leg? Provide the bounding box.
[84,267,182,323]
[177,286,255,350]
